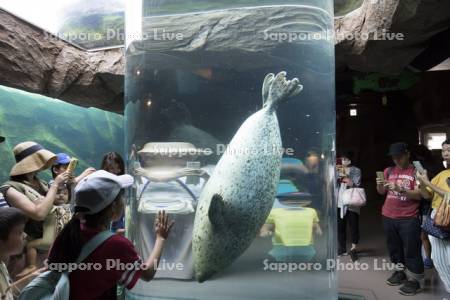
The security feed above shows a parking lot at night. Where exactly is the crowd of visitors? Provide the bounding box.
[0,140,174,299]
[0,136,449,299]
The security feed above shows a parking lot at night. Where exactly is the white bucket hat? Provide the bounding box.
[74,170,134,215]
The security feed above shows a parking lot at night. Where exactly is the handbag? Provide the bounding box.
[422,208,450,239]
[342,188,367,207]
[434,193,450,230]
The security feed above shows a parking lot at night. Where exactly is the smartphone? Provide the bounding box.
[67,158,78,174]
[413,161,425,173]
[376,171,385,181]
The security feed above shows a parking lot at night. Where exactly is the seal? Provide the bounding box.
[192,71,303,282]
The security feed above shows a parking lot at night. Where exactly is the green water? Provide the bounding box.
[0,85,124,183]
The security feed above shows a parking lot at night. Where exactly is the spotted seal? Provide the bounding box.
[192,71,303,282]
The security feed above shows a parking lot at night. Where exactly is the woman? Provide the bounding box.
[0,141,69,277]
[417,139,450,293]
[100,152,126,234]
[47,170,173,299]
[337,151,362,261]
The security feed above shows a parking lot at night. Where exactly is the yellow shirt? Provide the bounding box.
[266,207,319,246]
[427,169,450,209]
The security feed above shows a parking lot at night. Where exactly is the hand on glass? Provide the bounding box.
[154,211,174,240]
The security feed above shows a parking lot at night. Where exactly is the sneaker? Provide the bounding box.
[338,249,348,256]
[399,280,422,296]
[424,257,434,269]
[386,271,407,286]
[349,249,358,262]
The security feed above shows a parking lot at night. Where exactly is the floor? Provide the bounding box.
[337,189,449,300]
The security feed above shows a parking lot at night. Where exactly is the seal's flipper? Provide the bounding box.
[264,71,302,112]
[262,73,275,108]
[208,194,226,229]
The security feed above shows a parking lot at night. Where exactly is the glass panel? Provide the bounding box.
[124,1,336,299]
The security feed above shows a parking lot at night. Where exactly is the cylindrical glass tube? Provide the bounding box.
[125,1,336,299]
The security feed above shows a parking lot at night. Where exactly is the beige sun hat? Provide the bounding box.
[10,141,57,176]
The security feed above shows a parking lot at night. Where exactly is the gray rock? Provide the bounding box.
[129,5,333,72]
[0,9,124,112]
[335,0,450,74]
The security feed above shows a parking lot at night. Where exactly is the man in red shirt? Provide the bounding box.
[376,142,424,296]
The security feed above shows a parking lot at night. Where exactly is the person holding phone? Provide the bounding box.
[376,142,424,296]
[336,151,362,261]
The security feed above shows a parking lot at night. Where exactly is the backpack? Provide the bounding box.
[18,231,114,300]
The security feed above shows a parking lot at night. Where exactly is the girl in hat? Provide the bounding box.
[0,141,70,278]
[47,170,174,299]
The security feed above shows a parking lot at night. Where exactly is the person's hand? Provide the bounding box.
[134,167,146,177]
[376,177,385,186]
[82,167,96,177]
[154,211,174,240]
[116,229,126,236]
[54,171,70,186]
[315,226,323,236]
[385,182,403,193]
[67,174,76,186]
[342,177,353,186]
[416,170,429,184]
[32,267,47,276]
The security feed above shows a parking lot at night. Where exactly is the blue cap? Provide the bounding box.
[54,153,71,165]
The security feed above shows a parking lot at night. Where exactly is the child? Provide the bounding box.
[51,153,96,186]
[47,170,174,299]
[260,198,322,263]
[0,207,42,299]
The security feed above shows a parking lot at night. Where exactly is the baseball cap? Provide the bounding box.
[54,153,71,165]
[74,170,134,215]
[388,142,409,156]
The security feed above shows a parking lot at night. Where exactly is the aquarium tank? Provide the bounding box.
[124,0,336,299]
[0,85,124,183]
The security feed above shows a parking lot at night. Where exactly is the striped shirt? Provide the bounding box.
[0,193,8,208]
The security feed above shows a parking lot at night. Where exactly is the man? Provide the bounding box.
[376,142,424,296]
[417,139,450,293]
